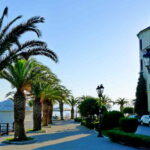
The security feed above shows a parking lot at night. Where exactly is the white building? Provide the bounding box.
[137,27,150,112]
[0,99,33,129]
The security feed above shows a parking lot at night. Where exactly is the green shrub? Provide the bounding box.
[85,118,94,129]
[101,105,108,114]
[81,119,86,126]
[74,117,82,122]
[93,120,100,131]
[123,107,134,114]
[78,96,99,118]
[102,111,124,130]
[119,118,138,133]
[81,118,100,130]
[81,118,95,129]
[106,129,150,148]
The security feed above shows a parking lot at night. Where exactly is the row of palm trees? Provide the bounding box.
[0,58,76,140]
[0,7,76,141]
[100,95,129,112]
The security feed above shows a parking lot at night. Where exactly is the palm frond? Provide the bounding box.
[0,69,16,87]
[19,40,47,49]
[5,91,15,98]
[0,7,8,29]
[19,49,58,62]
[0,40,58,71]
[0,16,44,56]
[0,15,22,40]
[0,59,39,89]
[0,9,59,71]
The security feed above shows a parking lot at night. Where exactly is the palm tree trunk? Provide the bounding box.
[42,99,50,126]
[71,106,74,119]
[59,101,64,120]
[14,89,26,140]
[33,97,42,131]
[120,104,123,112]
[49,102,53,124]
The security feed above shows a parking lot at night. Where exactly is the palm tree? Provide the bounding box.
[31,82,44,131]
[57,86,71,120]
[0,59,40,140]
[0,7,58,71]
[114,98,128,112]
[42,85,61,126]
[101,95,113,110]
[67,96,79,119]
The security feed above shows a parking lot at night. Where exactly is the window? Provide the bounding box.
[139,39,142,50]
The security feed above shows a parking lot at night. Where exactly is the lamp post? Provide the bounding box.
[96,84,104,137]
[143,49,150,72]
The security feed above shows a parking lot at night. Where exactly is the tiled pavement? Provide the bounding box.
[0,120,139,150]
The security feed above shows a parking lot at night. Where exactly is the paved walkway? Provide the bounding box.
[0,120,138,150]
[136,125,150,136]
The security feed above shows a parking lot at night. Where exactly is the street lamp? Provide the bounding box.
[96,84,104,137]
[143,49,150,73]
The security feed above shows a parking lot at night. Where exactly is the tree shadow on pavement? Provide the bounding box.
[0,129,83,147]
[33,132,137,150]
[0,122,85,147]
[51,120,78,126]
[0,124,137,150]
[30,125,91,144]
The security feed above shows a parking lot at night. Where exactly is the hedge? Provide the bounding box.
[102,111,124,130]
[81,118,95,129]
[119,118,138,133]
[106,129,150,148]
[74,117,82,122]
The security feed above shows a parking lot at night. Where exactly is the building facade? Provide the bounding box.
[137,27,150,112]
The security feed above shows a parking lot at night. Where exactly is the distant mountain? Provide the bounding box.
[0,99,32,111]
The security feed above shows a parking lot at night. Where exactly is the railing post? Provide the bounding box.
[6,123,9,135]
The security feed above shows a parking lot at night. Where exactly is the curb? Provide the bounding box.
[2,139,36,145]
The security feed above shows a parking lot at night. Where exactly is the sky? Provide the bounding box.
[0,0,150,102]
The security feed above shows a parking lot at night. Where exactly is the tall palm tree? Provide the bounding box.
[0,59,40,140]
[114,98,128,112]
[67,96,79,119]
[31,82,44,131]
[0,7,58,71]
